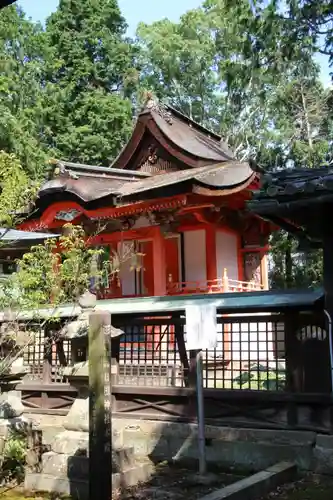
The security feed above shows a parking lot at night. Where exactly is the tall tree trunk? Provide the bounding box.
[301,88,313,150]
[285,233,293,288]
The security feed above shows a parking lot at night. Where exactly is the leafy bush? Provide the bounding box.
[0,429,27,484]
[233,363,286,391]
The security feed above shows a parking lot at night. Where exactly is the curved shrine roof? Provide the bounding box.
[148,105,234,163]
[36,102,257,210]
[111,100,236,169]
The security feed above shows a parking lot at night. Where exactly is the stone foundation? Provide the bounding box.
[11,396,333,497]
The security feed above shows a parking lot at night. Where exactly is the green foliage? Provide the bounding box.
[270,231,323,289]
[0,0,331,289]
[41,0,137,165]
[0,6,51,178]
[0,429,27,484]
[0,151,38,227]
[233,363,286,391]
[1,225,102,310]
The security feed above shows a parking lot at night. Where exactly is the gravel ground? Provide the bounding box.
[261,474,333,500]
[112,463,244,500]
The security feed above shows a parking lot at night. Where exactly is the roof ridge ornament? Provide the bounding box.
[143,92,173,126]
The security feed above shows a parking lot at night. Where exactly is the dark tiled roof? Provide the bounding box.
[0,1,16,8]
[249,167,333,215]
[248,167,333,246]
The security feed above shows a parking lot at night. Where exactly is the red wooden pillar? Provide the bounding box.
[260,252,269,290]
[205,226,217,289]
[152,228,167,296]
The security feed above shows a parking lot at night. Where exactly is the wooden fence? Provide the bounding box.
[1,306,332,432]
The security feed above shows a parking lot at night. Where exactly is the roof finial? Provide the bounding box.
[142,91,173,125]
[143,90,158,110]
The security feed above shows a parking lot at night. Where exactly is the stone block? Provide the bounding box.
[205,427,315,447]
[0,436,5,455]
[112,446,136,471]
[116,419,315,448]
[42,451,88,479]
[204,441,311,472]
[0,416,30,438]
[316,434,333,449]
[64,398,89,432]
[122,428,169,458]
[313,445,333,474]
[112,461,154,489]
[52,431,88,455]
[0,393,24,418]
[40,426,65,446]
[25,472,88,500]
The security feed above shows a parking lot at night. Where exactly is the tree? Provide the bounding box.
[284,0,333,71]
[0,6,50,178]
[137,0,331,288]
[41,0,138,166]
[0,151,38,227]
[0,225,102,310]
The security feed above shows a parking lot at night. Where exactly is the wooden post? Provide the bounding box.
[174,315,190,387]
[323,234,333,431]
[222,268,229,292]
[89,310,112,500]
[205,226,217,290]
[284,311,299,427]
[42,325,52,384]
[152,228,167,296]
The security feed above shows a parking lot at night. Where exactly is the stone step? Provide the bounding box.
[42,446,135,478]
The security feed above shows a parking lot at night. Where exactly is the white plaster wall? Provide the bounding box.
[216,230,238,281]
[118,241,136,296]
[183,230,207,284]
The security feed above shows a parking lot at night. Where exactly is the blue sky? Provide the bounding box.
[18,0,331,87]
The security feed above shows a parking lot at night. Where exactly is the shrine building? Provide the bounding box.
[21,100,271,298]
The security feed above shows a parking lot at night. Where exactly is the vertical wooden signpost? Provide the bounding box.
[89,310,112,500]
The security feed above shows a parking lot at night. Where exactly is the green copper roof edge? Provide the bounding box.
[6,288,323,320]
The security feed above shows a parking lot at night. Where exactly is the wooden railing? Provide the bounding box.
[167,268,263,295]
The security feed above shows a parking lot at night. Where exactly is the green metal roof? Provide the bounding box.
[99,288,323,315]
[5,288,323,321]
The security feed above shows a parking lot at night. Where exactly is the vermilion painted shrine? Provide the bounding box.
[20,100,271,297]
[5,100,332,435]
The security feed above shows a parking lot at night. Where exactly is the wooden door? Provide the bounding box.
[165,236,180,285]
[139,240,154,296]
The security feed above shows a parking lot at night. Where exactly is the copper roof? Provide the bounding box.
[117,162,254,199]
[148,105,234,162]
[111,100,235,170]
[39,161,146,203]
[35,103,257,210]
[38,159,255,206]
